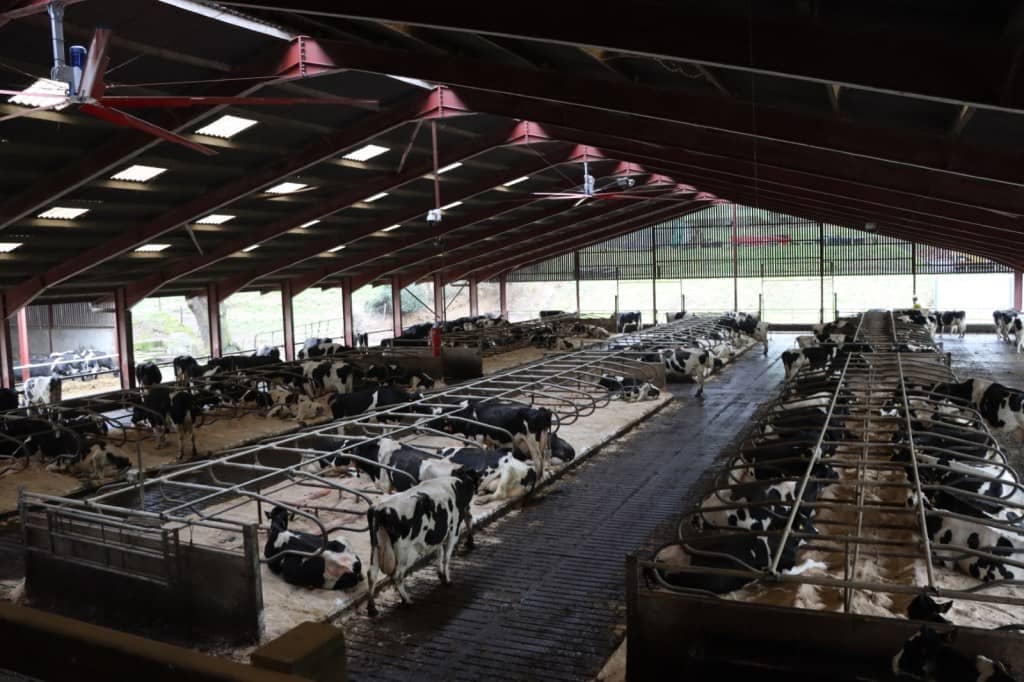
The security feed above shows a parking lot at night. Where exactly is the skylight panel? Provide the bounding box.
[382,224,401,232]
[435,162,463,175]
[342,144,389,162]
[0,243,23,253]
[502,176,530,187]
[242,244,259,252]
[364,192,388,203]
[37,207,89,220]
[441,201,463,210]
[328,245,346,252]
[134,243,170,253]
[111,165,168,183]
[195,214,235,225]
[299,220,320,228]
[194,115,258,139]
[266,182,308,194]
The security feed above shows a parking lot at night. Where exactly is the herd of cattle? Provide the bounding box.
[260,311,770,614]
[648,309,1024,679]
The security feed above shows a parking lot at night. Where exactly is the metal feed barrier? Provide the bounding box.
[627,310,1024,678]
[19,313,752,643]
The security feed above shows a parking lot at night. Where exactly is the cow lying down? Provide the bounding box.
[264,506,362,591]
[892,626,1017,681]
[439,447,537,504]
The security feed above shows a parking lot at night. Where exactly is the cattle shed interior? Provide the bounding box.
[0,1,1023,681]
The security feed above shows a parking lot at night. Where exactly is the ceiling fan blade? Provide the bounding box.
[98,95,381,110]
[0,100,69,122]
[80,103,216,156]
[79,28,112,99]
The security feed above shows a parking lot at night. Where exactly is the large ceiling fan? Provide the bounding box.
[531,159,705,207]
[0,12,378,155]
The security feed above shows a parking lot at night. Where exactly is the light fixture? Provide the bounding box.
[441,201,463,210]
[364,192,388,203]
[157,0,295,40]
[194,115,258,139]
[299,219,320,228]
[7,78,68,109]
[111,165,168,183]
[242,244,260,253]
[134,243,171,253]
[0,242,23,253]
[435,162,462,175]
[382,224,401,232]
[328,245,346,252]
[266,182,308,194]
[502,176,530,187]
[196,214,235,225]
[37,206,89,220]
[342,144,389,162]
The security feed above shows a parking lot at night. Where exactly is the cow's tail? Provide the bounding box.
[368,508,397,577]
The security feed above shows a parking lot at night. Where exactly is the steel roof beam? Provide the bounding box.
[146,137,588,305]
[523,121,1024,232]
[4,89,439,312]
[222,2,1024,113]
[0,34,345,233]
[471,200,715,282]
[294,38,1024,186]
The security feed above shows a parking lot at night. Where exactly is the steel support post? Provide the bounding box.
[433,273,445,322]
[281,281,295,362]
[207,283,222,358]
[732,202,738,312]
[391,277,403,338]
[468,277,479,316]
[114,287,135,390]
[1015,271,1023,310]
[16,307,29,383]
[499,274,508,319]
[819,222,825,324]
[342,277,355,347]
[0,296,14,389]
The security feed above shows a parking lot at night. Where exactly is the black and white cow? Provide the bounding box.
[253,345,281,360]
[364,364,435,391]
[264,506,362,590]
[994,310,1019,343]
[892,626,1016,681]
[925,509,1024,582]
[78,349,117,379]
[134,361,163,389]
[365,470,478,616]
[131,386,200,460]
[172,355,202,385]
[935,310,967,338]
[23,376,61,415]
[598,373,661,402]
[659,348,720,397]
[614,311,641,333]
[436,399,554,479]
[354,332,369,348]
[781,346,836,381]
[647,523,820,594]
[48,351,83,379]
[346,438,463,493]
[570,322,611,339]
[440,447,537,503]
[297,337,347,360]
[327,386,421,420]
[907,594,953,624]
[47,441,131,480]
[551,434,575,463]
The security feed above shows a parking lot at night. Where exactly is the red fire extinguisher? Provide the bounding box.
[430,326,442,357]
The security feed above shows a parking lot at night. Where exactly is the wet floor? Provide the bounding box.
[340,338,790,681]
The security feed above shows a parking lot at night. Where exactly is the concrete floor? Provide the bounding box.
[340,338,789,682]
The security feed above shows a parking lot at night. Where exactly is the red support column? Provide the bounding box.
[499,274,508,319]
[468,277,479,316]
[1015,271,1023,310]
[342,277,355,347]
[433,273,445,322]
[16,307,29,383]
[391,278,403,338]
[114,287,135,390]
[0,295,14,390]
[207,283,222,358]
[281,281,295,362]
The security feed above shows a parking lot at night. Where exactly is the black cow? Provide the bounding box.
[253,345,281,360]
[49,351,84,379]
[935,310,967,338]
[364,364,435,390]
[551,434,576,462]
[907,594,953,624]
[614,311,641,333]
[264,506,362,590]
[134,361,163,388]
[173,355,202,384]
[346,438,461,493]
[327,386,422,420]
[435,399,554,479]
[781,346,836,380]
[441,447,537,503]
[0,388,17,412]
[131,386,201,460]
[892,626,1016,681]
[598,373,661,401]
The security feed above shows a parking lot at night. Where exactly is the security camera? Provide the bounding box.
[426,208,442,224]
